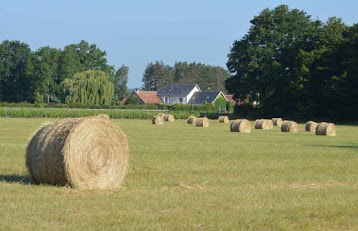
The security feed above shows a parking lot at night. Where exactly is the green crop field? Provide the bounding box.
[1,118,357,230]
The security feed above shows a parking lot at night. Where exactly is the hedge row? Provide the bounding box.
[0,107,207,119]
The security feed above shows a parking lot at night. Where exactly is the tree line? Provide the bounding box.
[225,5,357,121]
[141,61,230,92]
[0,40,129,106]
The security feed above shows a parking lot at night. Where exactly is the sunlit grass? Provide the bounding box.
[0,118,357,230]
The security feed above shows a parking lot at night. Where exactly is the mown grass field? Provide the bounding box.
[0,117,357,230]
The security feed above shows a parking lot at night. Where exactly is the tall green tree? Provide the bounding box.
[0,40,33,102]
[142,61,173,91]
[62,70,114,106]
[32,46,61,103]
[226,5,322,116]
[113,65,129,100]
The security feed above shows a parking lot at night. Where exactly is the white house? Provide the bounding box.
[157,84,201,105]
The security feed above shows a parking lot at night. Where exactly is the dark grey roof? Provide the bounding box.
[188,91,224,104]
[157,84,199,97]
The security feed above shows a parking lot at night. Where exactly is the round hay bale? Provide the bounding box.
[230,119,251,133]
[187,116,197,124]
[218,116,229,123]
[97,114,110,119]
[164,114,175,122]
[281,120,299,133]
[152,115,164,125]
[254,119,273,129]
[316,122,336,136]
[272,118,283,127]
[26,117,129,190]
[196,117,209,127]
[305,121,318,132]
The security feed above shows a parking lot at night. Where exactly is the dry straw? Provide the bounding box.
[187,116,197,124]
[305,121,318,132]
[26,116,129,190]
[272,118,283,127]
[254,119,273,129]
[218,116,229,123]
[152,115,164,125]
[281,120,299,133]
[196,117,209,127]
[164,114,175,122]
[230,119,251,133]
[316,122,336,136]
[97,114,110,119]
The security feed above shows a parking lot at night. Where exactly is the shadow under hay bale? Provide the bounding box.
[316,122,336,136]
[254,119,273,130]
[26,116,128,190]
[164,114,175,122]
[272,118,283,127]
[187,116,197,125]
[218,116,229,123]
[196,117,209,127]
[230,119,251,133]
[305,121,318,132]
[281,120,299,133]
[152,115,164,125]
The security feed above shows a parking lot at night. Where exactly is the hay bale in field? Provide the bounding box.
[164,114,175,122]
[152,115,164,125]
[230,119,251,133]
[187,116,197,124]
[281,120,299,133]
[196,117,209,127]
[305,121,318,132]
[316,122,336,136]
[254,119,273,129]
[97,114,110,119]
[26,116,128,190]
[218,116,229,123]
[272,118,283,127]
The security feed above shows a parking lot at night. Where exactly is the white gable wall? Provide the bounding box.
[185,85,201,104]
[159,85,201,105]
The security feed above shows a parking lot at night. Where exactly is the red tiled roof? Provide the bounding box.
[135,91,162,104]
[225,95,234,102]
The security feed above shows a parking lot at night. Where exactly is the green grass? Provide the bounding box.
[0,118,357,230]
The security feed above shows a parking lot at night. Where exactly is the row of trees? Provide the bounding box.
[225,5,357,121]
[141,61,230,92]
[0,40,129,105]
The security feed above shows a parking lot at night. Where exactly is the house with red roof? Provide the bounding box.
[125,90,162,105]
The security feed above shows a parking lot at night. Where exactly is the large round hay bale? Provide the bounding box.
[196,117,209,127]
[164,114,175,122]
[26,117,128,190]
[281,120,299,133]
[305,121,318,132]
[218,116,229,123]
[230,119,251,133]
[272,118,283,127]
[187,116,197,124]
[254,119,273,129]
[152,115,164,125]
[316,122,336,136]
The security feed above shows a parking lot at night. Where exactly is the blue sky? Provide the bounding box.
[1,0,357,88]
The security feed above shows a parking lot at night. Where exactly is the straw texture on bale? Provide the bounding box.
[196,117,209,127]
[164,114,175,122]
[305,121,318,132]
[97,114,110,119]
[218,116,229,123]
[152,115,164,125]
[187,116,197,124]
[272,118,283,127]
[254,119,273,130]
[316,122,336,136]
[281,120,299,133]
[230,119,251,133]
[26,117,128,190]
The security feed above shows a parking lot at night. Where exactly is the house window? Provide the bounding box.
[179,98,183,104]
[164,97,168,104]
